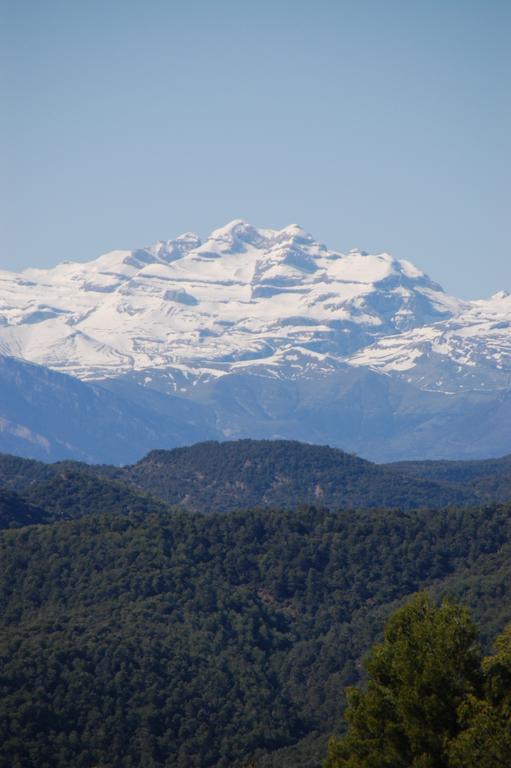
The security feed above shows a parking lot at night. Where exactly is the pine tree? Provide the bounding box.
[325,593,482,768]
[448,625,511,767]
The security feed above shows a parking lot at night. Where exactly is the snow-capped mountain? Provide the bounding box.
[0,221,510,462]
[348,290,511,392]
[0,219,464,384]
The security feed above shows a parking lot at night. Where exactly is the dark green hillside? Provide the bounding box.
[0,488,47,529]
[435,537,511,645]
[0,452,67,492]
[21,470,172,523]
[0,452,120,494]
[2,502,511,767]
[123,439,476,512]
[390,453,511,502]
[0,456,167,525]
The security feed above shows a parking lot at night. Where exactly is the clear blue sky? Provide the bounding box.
[1,0,510,298]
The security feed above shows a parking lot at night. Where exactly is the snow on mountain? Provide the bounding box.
[1,222,511,462]
[348,291,511,392]
[0,220,462,385]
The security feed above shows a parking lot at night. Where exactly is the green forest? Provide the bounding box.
[1,504,511,763]
[1,440,511,766]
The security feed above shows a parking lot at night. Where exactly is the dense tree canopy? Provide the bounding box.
[2,502,511,767]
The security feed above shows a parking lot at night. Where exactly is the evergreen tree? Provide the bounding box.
[325,593,482,768]
[448,625,511,767]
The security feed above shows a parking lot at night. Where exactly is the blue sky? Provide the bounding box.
[2,0,510,298]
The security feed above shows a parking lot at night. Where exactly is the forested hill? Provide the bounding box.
[2,502,511,767]
[0,468,173,529]
[122,440,478,512]
[2,440,511,522]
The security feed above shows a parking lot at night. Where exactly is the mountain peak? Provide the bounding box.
[209,219,260,242]
[206,221,315,250]
[193,220,269,256]
[275,223,313,243]
[1,221,504,389]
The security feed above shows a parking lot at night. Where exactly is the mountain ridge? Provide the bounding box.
[1,221,510,462]
[0,219,465,384]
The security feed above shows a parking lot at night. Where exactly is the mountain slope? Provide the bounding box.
[0,355,217,463]
[4,350,511,462]
[390,453,511,503]
[391,453,511,484]
[348,290,511,393]
[20,471,172,526]
[0,488,47,528]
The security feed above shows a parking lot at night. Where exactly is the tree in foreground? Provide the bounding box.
[325,593,482,768]
[448,624,511,767]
